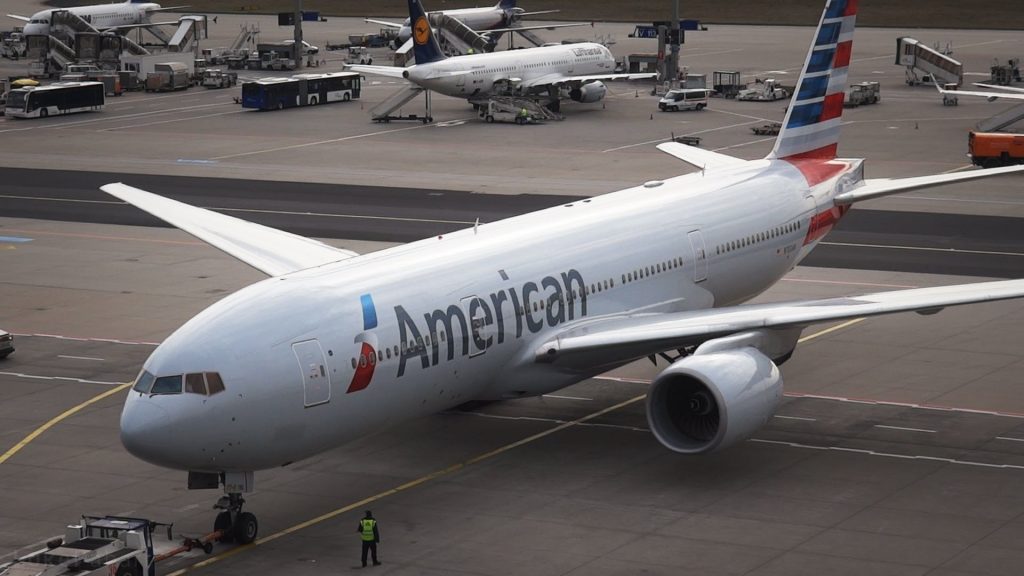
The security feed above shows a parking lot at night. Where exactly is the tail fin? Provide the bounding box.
[768,0,858,160]
[407,0,446,65]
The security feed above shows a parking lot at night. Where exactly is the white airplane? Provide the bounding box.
[367,0,575,48]
[349,0,652,111]
[105,0,1024,544]
[7,0,184,36]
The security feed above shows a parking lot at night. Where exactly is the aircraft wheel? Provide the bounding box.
[214,511,235,543]
[234,512,258,544]
[485,115,494,123]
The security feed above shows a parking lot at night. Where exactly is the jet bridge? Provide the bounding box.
[897,37,963,87]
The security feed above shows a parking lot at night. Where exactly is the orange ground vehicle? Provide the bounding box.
[969,131,1024,167]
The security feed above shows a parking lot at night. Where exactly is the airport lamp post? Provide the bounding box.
[293,0,303,68]
[669,0,680,89]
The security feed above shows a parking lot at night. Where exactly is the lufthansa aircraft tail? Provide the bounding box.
[767,0,857,161]
[407,0,446,65]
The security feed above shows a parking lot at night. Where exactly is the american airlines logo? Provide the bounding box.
[394,269,588,377]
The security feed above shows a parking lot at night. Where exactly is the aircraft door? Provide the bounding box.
[687,230,708,282]
[292,339,331,407]
[460,295,491,357]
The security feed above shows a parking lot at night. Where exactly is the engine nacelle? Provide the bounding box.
[646,347,782,454]
[569,81,607,103]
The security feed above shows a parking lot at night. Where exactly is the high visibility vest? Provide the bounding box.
[360,519,376,541]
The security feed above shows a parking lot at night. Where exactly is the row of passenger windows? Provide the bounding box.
[133,370,226,396]
[622,256,684,284]
[473,59,573,75]
[716,221,803,255]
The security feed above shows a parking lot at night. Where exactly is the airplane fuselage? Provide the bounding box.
[22,2,158,36]
[120,157,862,473]
[397,6,509,44]
[406,42,615,99]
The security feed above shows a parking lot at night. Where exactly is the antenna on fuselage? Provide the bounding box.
[474,218,479,234]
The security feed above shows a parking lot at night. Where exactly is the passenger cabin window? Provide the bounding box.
[151,375,182,395]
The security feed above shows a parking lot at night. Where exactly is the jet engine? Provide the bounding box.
[646,347,782,454]
[569,81,607,103]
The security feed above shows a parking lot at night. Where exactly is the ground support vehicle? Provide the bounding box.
[751,122,782,136]
[4,82,104,118]
[659,88,710,111]
[969,131,1024,167]
[844,81,880,107]
[145,62,189,92]
[0,330,13,358]
[737,78,789,101]
[712,71,744,98]
[241,72,361,110]
[941,83,959,106]
[345,46,373,65]
[202,69,237,89]
[0,515,223,576]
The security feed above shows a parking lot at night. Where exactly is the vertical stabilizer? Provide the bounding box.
[768,0,858,160]
[407,0,446,65]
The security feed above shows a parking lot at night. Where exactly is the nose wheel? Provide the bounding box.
[213,493,259,544]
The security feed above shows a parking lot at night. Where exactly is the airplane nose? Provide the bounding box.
[119,395,173,466]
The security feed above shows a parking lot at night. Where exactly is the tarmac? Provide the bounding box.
[2,7,1024,576]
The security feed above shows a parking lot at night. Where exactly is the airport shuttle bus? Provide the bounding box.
[241,72,361,111]
[4,81,105,119]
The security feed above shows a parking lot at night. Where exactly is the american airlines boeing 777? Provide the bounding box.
[103,0,1024,545]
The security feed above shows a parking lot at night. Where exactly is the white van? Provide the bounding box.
[658,88,710,112]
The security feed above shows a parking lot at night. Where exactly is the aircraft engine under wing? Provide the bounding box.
[101,183,358,277]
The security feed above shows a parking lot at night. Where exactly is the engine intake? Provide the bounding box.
[646,347,782,454]
[569,81,607,103]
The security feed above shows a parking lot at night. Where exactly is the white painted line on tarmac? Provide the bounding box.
[996,436,1024,442]
[0,102,235,133]
[820,241,1024,257]
[789,392,1024,419]
[780,277,919,289]
[0,371,123,386]
[543,394,594,401]
[774,415,816,422]
[750,438,1024,470]
[210,118,474,160]
[875,425,937,434]
[602,119,762,153]
[14,333,159,346]
[451,410,647,432]
[58,355,105,362]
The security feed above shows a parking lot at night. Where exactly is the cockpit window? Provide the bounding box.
[185,373,206,395]
[205,372,225,395]
[133,370,155,393]
[151,375,183,395]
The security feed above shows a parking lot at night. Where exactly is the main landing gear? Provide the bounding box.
[213,492,258,544]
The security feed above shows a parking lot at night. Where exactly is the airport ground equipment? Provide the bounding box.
[145,62,189,92]
[659,88,709,112]
[1,31,26,59]
[942,83,959,106]
[712,71,743,98]
[204,23,259,66]
[371,85,432,123]
[843,81,880,107]
[750,122,782,136]
[4,81,104,118]
[241,72,361,110]
[202,69,237,89]
[989,59,1020,86]
[0,515,223,576]
[345,46,373,65]
[897,37,963,87]
[975,102,1024,132]
[477,97,558,124]
[737,78,788,102]
[969,131,1024,168]
[0,330,13,358]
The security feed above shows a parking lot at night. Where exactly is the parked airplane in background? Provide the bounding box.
[7,0,183,36]
[349,0,651,111]
[104,0,1024,546]
[367,0,578,49]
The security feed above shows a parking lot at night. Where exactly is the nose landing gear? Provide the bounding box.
[213,492,259,544]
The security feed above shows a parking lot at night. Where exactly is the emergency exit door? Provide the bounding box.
[688,230,708,282]
[292,339,331,407]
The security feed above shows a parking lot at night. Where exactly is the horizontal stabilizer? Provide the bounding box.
[101,183,358,277]
[975,83,1024,94]
[345,64,407,79]
[935,82,1024,102]
[655,142,746,171]
[834,164,1024,205]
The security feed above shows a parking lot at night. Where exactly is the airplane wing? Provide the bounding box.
[365,18,403,29]
[975,83,1024,93]
[104,21,182,31]
[834,164,1024,204]
[146,5,190,12]
[101,183,358,277]
[655,142,747,171]
[935,82,1024,102]
[345,64,407,79]
[484,22,588,34]
[520,72,655,90]
[6,14,30,22]
[535,279,1024,371]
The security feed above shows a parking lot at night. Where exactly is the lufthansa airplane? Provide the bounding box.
[367,0,577,49]
[348,0,652,110]
[105,0,1024,545]
[7,0,183,36]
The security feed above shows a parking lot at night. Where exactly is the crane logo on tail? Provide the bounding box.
[413,16,430,45]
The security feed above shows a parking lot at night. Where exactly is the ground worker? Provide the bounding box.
[519,107,529,122]
[357,510,381,567]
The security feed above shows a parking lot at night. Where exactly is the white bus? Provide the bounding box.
[4,81,105,119]
[241,72,361,111]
